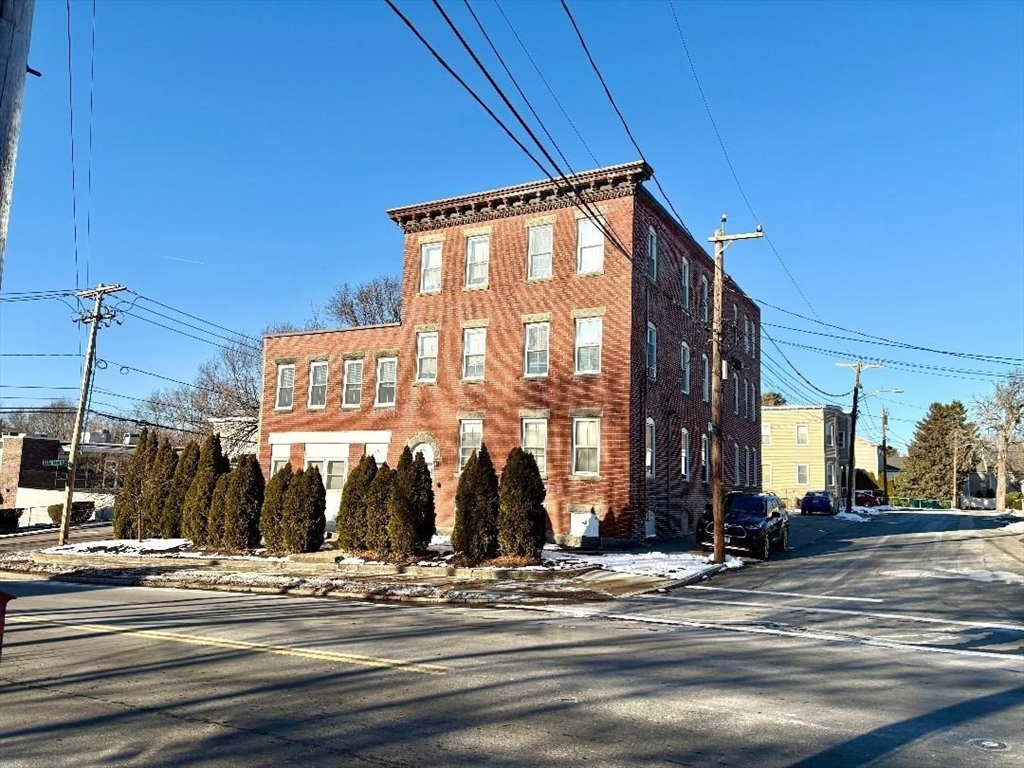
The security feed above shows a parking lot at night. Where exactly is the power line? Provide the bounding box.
[65,0,81,297]
[122,303,261,350]
[119,311,249,353]
[98,358,224,396]
[666,0,831,331]
[0,353,83,358]
[560,0,687,231]
[128,292,260,344]
[761,326,851,399]
[493,0,599,166]
[756,297,1023,364]
[86,0,97,288]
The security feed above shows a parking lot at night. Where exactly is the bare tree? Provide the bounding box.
[0,398,78,440]
[975,370,1024,511]
[325,275,402,327]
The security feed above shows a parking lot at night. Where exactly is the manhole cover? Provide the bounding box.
[969,739,1008,752]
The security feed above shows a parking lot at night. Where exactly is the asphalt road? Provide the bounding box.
[1,509,1021,767]
[0,523,115,554]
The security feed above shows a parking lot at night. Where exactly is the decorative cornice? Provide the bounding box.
[387,161,652,234]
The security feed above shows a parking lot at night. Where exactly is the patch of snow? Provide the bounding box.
[1000,520,1024,533]
[835,511,870,523]
[541,548,742,579]
[45,538,191,555]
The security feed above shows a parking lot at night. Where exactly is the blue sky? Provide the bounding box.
[2,0,1022,451]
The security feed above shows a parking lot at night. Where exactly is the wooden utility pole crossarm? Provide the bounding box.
[707,216,763,563]
[58,284,127,546]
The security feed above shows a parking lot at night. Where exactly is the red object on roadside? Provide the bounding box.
[0,590,15,662]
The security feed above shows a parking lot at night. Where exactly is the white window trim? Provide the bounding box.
[416,331,438,383]
[826,421,835,448]
[342,359,362,409]
[465,234,490,289]
[681,343,691,394]
[275,363,295,411]
[576,216,605,275]
[701,354,710,402]
[307,361,328,410]
[701,434,710,483]
[797,464,810,485]
[462,327,487,381]
[838,431,847,449]
[645,417,656,479]
[523,321,550,378]
[527,224,554,281]
[745,447,751,487]
[733,374,739,415]
[826,461,836,488]
[734,442,741,487]
[796,423,809,446]
[680,428,690,479]
[522,418,548,476]
[574,317,602,375]
[419,242,442,294]
[647,226,657,280]
[700,276,709,323]
[681,258,691,312]
[374,357,397,408]
[647,323,657,379]
[458,419,483,474]
[572,417,601,476]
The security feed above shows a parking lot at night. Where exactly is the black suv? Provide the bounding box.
[695,492,790,560]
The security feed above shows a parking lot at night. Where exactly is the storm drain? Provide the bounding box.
[969,739,1008,752]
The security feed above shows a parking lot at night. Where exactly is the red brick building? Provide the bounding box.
[258,162,761,544]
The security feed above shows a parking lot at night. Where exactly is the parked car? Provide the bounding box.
[800,491,837,516]
[855,490,887,507]
[695,493,790,560]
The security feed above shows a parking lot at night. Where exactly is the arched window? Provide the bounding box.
[733,373,739,414]
[680,343,691,394]
[701,354,710,402]
[734,442,741,487]
[681,259,691,311]
[681,428,690,479]
[700,276,709,323]
[701,434,710,483]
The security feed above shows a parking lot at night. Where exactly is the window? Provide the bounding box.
[275,364,295,409]
[701,354,710,402]
[733,374,739,414]
[326,460,347,491]
[522,419,548,475]
[826,461,836,488]
[270,458,288,476]
[462,328,486,380]
[420,242,442,293]
[375,357,397,407]
[680,428,690,479]
[305,459,324,479]
[838,431,846,449]
[701,434,710,483]
[744,316,751,354]
[680,343,691,394]
[762,423,772,445]
[733,304,738,342]
[734,442,741,486]
[527,224,553,280]
[796,424,809,445]
[342,360,363,408]
[745,447,752,487]
[575,317,602,374]
[743,380,750,419]
[466,235,490,288]
[307,361,327,409]
[752,449,757,485]
[572,418,600,475]
[681,259,691,311]
[825,421,835,448]
[458,420,482,473]
[576,217,604,274]
[524,322,549,377]
[797,464,810,485]
[412,332,437,383]
[763,462,772,486]
[700,276,709,322]
[647,226,658,280]
[645,417,656,478]
[647,323,657,378]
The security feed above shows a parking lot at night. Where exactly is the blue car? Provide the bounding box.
[800,491,837,515]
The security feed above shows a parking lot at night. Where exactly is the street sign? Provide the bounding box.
[42,459,69,468]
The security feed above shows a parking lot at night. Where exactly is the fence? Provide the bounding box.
[889,497,948,510]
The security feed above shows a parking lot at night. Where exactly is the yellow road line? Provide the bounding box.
[8,615,447,676]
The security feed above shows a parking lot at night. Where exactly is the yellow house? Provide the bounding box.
[761,405,851,508]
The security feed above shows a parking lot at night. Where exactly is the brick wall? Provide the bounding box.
[0,436,62,507]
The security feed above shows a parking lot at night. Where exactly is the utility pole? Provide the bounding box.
[836,360,882,513]
[881,408,889,501]
[0,0,37,287]
[58,284,127,546]
[708,215,763,563]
